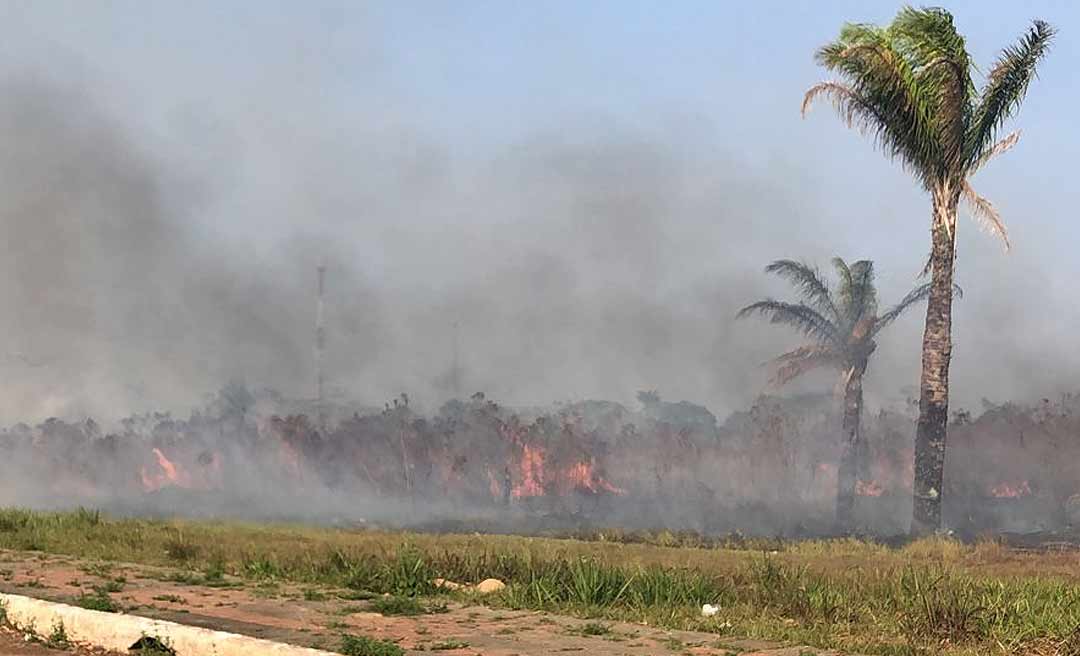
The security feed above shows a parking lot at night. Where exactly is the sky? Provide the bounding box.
[0,1,1077,421]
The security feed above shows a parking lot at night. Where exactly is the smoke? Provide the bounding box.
[0,4,1073,462]
[0,65,838,423]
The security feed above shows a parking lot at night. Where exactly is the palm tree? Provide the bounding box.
[802,7,1053,535]
[738,258,946,531]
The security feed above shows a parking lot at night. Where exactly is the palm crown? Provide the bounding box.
[802,7,1054,249]
[737,258,952,386]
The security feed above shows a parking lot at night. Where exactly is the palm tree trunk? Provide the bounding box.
[911,191,959,536]
[836,368,864,533]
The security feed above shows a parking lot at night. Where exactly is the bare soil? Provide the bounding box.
[0,549,842,656]
[0,625,113,655]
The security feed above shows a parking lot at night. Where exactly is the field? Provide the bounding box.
[1,509,1080,655]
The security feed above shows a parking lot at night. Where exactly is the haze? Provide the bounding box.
[0,1,1075,423]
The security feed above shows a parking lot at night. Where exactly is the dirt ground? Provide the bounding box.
[0,549,844,656]
[0,625,113,655]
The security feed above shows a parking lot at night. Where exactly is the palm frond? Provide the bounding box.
[889,7,974,173]
[971,129,1020,173]
[736,300,842,346]
[844,260,878,329]
[831,257,855,318]
[764,259,840,322]
[961,181,1010,251]
[806,22,943,187]
[872,281,963,336]
[768,345,842,388]
[965,20,1054,171]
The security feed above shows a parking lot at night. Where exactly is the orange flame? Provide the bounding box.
[990,480,1031,498]
[512,444,545,498]
[140,448,192,492]
[562,461,626,495]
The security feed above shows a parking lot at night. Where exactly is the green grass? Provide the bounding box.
[574,621,612,636]
[46,620,70,649]
[4,508,1080,655]
[338,634,405,656]
[74,590,119,613]
[303,587,329,601]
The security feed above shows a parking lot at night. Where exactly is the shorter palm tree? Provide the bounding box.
[738,258,955,531]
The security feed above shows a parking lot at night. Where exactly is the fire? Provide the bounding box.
[140,448,192,492]
[562,461,626,496]
[512,444,545,498]
[990,480,1032,498]
[487,468,501,498]
[509,444,625,499]
[855,479,885,497]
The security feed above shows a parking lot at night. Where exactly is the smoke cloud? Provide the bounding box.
[0,3,1074,454]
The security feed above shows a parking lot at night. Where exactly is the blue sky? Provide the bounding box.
[0,1,1076,417]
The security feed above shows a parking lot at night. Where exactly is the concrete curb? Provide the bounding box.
[0,593,337,655]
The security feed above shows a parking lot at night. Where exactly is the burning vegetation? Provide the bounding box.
[1,384,1076,537]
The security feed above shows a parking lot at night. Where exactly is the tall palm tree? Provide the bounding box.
[738,258,946,531]
[802,7,1054,535]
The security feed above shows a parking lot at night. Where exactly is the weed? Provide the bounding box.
[75,591,119,613]
[304,588,329,601]
[339,634,405,656]
[94,578,125,593]
[203,559,227,583]
[370,595,424,616]
[152,594,186,604]
[164,538,200,563]
[429,640,470,650]
[79,562,114,578]
[130,635,177,655]
[46,620,70,649]
[575,622,611,636]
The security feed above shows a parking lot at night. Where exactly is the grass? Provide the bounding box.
[4,509,1080,655]
[428,639,470,650]
[339,634,405,656]
[74,590,120,613]
[130,635,177,655]
[573,621,611,636]
[46,620,70,649]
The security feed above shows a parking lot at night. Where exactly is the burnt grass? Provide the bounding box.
[4,510,1080,654]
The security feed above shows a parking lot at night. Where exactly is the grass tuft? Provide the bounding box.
[46,620,70,649]
[75,590,119,613]
[339,634,404,656]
